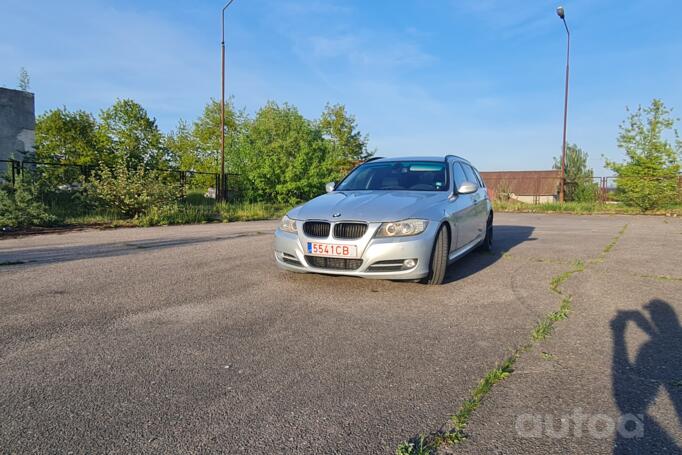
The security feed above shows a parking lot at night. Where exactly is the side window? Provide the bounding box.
[461,164,479,187]
[452,163,467,189]
[470,166,485,187]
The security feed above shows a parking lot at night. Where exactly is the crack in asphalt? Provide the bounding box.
[395,224,630,455]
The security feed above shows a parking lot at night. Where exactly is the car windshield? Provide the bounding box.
[336,161,448,192]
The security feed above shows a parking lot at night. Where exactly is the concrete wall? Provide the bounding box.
[0,87,36,172]
[512,194,559,204]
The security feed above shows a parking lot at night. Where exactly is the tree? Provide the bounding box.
[165,99,247,189]
[18,67,30,91]
[35,108,109,185]
[606,99,681,211]
[165,120,196,168]
[187,99,246,173]
[553,144,597,202]
[240,102,332,204]
[36,108,108,164]
[318,103,372,174]
[99,99,167,169]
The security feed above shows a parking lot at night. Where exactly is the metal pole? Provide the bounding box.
[558,8,570,203]
[220,0,236,202]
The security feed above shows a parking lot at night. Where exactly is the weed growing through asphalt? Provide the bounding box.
[549,297,572,321]
[531,319,554,341]
[394,224,629,453]
[541,352,556,361]
[396,355,520,454]
[593,224,629,263]
[639,274,682,282]
[396,435,428,455]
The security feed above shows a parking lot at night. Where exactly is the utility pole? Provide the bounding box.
[556,6,570,203]
[220,0,236,201]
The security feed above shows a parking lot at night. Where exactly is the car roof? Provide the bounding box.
[368,155,472,165]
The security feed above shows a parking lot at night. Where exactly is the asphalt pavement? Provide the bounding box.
[1,214,680,454]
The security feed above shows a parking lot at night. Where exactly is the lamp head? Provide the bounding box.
[556,6,565,19]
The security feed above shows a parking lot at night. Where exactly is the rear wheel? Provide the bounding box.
[479,214,493,252]
[422,225,449,285]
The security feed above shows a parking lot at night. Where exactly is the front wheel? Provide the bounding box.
[422,225,449,285]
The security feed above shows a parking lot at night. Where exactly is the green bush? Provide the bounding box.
[562,178,599,203]
[0,176,58,228]
[606,99,681,211]
[553,144,598,203]
[88,159,181,218]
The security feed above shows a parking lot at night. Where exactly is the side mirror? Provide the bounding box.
[457,181,478,194]
[325,182,336,193]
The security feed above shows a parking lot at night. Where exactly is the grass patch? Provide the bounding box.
[26,188,290,230]
[493,201,682,216]
[218,202,289,222]
[134,201,289,227]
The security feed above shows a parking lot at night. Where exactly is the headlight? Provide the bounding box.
[376,219,428,237]
[279,215,298,233]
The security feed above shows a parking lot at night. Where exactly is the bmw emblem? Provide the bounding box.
[332,212,341,218]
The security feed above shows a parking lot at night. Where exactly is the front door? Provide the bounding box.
[448,162,479,249]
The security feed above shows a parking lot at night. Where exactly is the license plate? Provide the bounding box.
[307,242,358,258]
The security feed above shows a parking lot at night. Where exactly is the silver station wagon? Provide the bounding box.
[274,155,493,285]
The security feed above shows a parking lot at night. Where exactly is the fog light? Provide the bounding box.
[403,259,417,269]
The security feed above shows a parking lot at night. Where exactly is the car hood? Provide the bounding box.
[291,191,446,222]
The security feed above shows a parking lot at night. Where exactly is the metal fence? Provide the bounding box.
[0,158,243,201]
[482,174,682,204]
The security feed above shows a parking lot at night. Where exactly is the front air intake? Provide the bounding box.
[333,222,368,240]
[303,221,331,238]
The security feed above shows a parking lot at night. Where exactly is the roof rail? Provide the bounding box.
[445,154,469,163]
[364,156,384,162]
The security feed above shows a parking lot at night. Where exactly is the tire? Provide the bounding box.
[479,214,493,252]
[422,225,449,285]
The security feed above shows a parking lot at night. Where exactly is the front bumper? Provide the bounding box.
[273,222,438,280]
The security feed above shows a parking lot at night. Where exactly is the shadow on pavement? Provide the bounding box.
[611,299,682,454]
[0,231,269,267]
[443,225,536,284]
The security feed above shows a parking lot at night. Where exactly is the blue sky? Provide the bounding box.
[1,0,681,174]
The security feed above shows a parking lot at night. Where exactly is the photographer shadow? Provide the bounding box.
[611,299,682,454]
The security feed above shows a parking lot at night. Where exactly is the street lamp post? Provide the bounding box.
[220,0,236,202]
[556,6,570,203]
